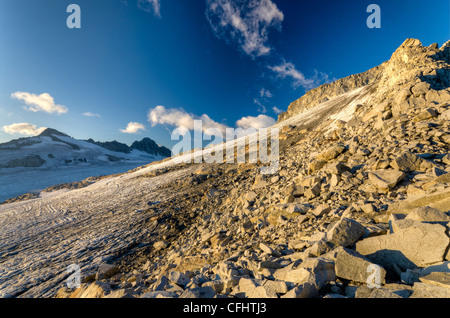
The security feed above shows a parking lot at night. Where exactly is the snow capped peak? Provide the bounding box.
[38,128,69,138]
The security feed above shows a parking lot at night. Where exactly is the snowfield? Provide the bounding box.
[0,161,161,202]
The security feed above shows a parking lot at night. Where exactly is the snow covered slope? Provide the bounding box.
[0,128,167,201]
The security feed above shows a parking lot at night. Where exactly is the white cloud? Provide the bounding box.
[268,61,335,90]
[137,0,161,17]
[236,114,276,130]
[120,122,146,134]
[254,98,267,114]
[268,61,315,90]
[206,0,284,58]
[11,92,68,115]
[272,106,283,115]
[148,105,228,135]
[260,88,272,98]
[83,112,101,118]
[2,123,47,136]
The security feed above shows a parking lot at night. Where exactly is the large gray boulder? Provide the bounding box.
[368,170,405,191]
[391,151,434,172]
[326,218,366,247]
[356,222,450,274]
[283,258,335,290]
[335,248,386,285]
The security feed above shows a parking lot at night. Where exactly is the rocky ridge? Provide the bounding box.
[10,38,450,299]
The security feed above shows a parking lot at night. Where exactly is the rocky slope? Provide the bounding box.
[1,38,449,299]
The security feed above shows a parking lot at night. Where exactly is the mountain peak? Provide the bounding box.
[131,138,172,157]
[38,128,69,138]
[278,37,450,123]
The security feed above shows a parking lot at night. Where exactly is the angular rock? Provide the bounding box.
[281,283,318,298]
[238,278,260,297]
[415,108,438,121]
[330,174,341,187]
[419,272,450,288]
[388,188,450,214]
[259,261,282,270]
[153,240,169,251]
[442,109,450,121]
[168,271,190,288]
[425,89,441,103]
[356,222,450,271]
[69,281,111,298]
[104,288,136,298]
[308,160,327,173]
[335,248,386,285]
[313,204,331,217]
[262,280,288,295]
[368,170,405,191]
[202,280,225,294]
[405,206,450,223]
[400,261,450,285]
[283,258,335,290]
[141,291,179,298]
[317,145,346,162]
[361,203,376,214]
[326,218,366,247]
[410,282,450,298]
[96,264,120,280]
[354,285,411,298]
[368,288,406,298]
[391,151,434,172]
[179,286,216,298]
[301,176,322,188]
[327,162,351,175]
[411,81,431,97]
[304,181,321,199]
[259,243,281,257]
[285,203,309,214]
[252,175,268,190]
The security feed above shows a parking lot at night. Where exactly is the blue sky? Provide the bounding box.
[0,0,449,148]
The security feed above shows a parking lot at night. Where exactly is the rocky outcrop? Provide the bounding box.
[278,38,450,123]
[277,65,384,122]
[131,138,172,157]
[86,139,132,154]
[3,155,46,168]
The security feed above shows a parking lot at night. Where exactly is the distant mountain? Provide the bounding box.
[85,137,171,157]
[0,128,172,169]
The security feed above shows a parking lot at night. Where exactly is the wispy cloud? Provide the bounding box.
[268,61,315,90]
[2,123,47,136]
[120,122,146,134]
[268,61,335,90]
[236,114,276,130]
[11,92,68,115]
[137,0,161,17]
[206,0,284,58]
[272,106,283,115]
[254,87,274,114]
[83,112,101,118]
[206,1,333,93]
[260,88,272,99]
[254,98,267,114]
